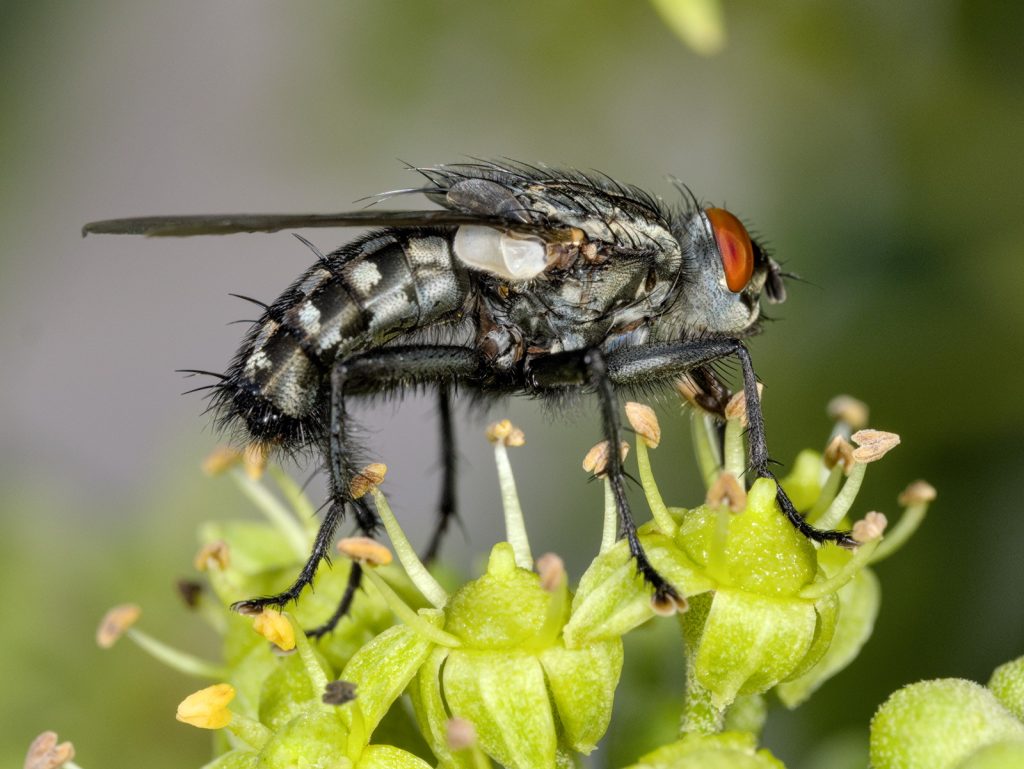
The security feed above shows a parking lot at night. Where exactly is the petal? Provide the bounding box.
[340,624,434,737]
[443,650,556,769]
[539,640,623,753]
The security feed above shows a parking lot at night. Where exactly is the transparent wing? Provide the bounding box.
[82,210,551,238]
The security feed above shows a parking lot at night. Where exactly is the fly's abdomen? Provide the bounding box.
[219,229,469,444]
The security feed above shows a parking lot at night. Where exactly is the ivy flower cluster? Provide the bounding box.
[47,393,956,768]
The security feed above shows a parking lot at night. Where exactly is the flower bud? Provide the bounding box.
[989,656,1024,721]
[870,679,1024,769]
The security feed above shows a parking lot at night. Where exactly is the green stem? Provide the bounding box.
[870,502,929,564]
[226,713,272,750]
[799,538,880,600]
[811,463,866,531]
[636,439,677,536]
[493,443,533,569]
[723,417,746,482]
[362,568,462,647]
[230,469,309,559]
[371,488,448,608]
[126,629,228,679]
[268,464,319,535]
[290,614,329,695]
[807,464,843,523]
[680,666,725,735]
[691,412,721,491]
[600,480,617,554]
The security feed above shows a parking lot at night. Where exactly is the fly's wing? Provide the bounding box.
[81,209,550,238]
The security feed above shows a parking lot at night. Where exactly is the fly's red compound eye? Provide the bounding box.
[706,208,754,292]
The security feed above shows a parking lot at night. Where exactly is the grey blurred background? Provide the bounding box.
[2,1,1023,767]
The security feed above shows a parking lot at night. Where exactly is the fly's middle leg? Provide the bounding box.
[423,386,459,564]
[528,348,683,607]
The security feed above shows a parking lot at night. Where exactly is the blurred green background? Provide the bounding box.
[2,1,1022,767]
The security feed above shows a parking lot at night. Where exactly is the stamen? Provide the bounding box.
[690,412,721,490]
[349,463,387,499]
[827,395,870,430]
[582,440,629,477]
[850,430,901,463]
[600,480,617,553]
[201,446,242,476]
[175,683,236,729]
[252,608,296,651]
[488,420,533,569]
[267,464,318,534]
[823,435,855,475]
[634,428,676,536]
[811,462,867,531]
[625,402,661,448]
[369,487,448,609]
[97,604,227,678]
[290,613,329,693]
[706,472,746,513]
[96,604,140,648]
[24,731,76,769]
[241,441,269,479]
[871,481,935,564]
[193,540,230,572]
[229,469,309,559]
[336,537,393,567]
[851,511,888,543]
[360,568,461,647]
[799,536,882,600]
[535,553,570,646]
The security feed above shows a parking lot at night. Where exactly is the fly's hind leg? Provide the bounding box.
[235,345,483,630]
[231,357,368,617]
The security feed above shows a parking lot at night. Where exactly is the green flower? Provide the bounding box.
[567,395,927,731]
[336,423,624,769]
[625,731,786,768]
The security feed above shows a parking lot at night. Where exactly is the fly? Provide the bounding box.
[84,160,856,632]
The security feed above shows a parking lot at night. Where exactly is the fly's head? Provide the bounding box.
[661,207,787,338]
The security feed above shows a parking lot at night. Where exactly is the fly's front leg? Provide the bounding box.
[732,346,858,548]
[604,340,857,548]
[529,349,682,607]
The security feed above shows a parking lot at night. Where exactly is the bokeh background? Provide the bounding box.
[2,1,1022,767]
